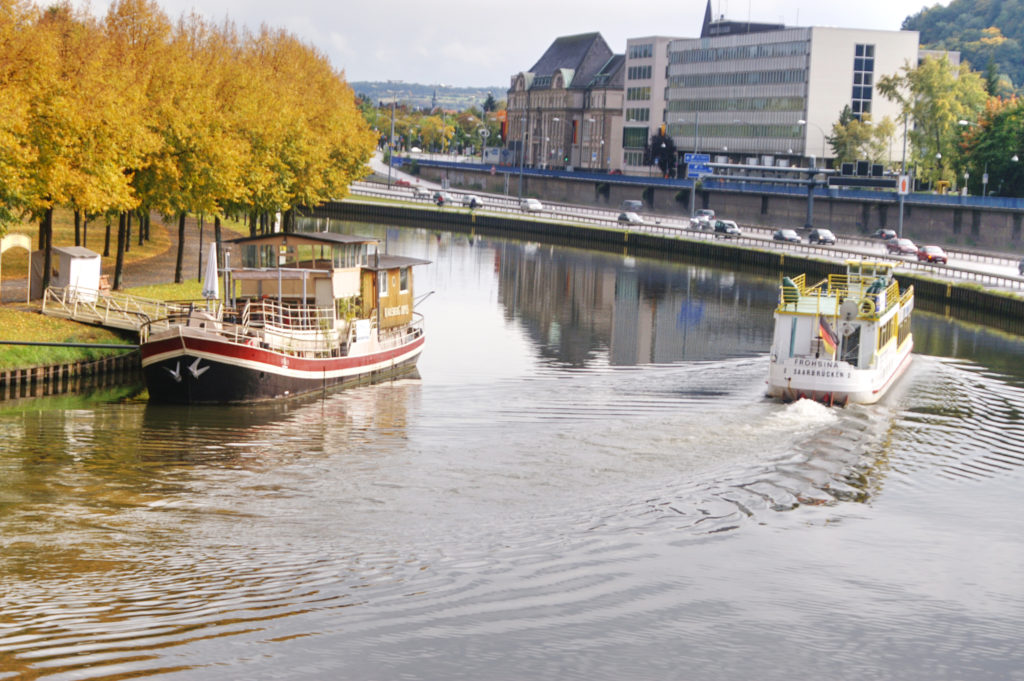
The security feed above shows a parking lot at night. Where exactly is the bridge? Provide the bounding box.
[41,286,198,337]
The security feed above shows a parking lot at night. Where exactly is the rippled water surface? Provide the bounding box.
[2,224,1023,680]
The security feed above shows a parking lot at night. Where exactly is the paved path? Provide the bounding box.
[1,215,245,304]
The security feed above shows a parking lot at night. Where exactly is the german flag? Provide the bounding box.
[819,315,838,357]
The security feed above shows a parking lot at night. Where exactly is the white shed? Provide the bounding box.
[30,246,103,301]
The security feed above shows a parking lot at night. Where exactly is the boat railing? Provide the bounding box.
[780,273,907,318]
[376,312,425,351]
[242,299,340,355]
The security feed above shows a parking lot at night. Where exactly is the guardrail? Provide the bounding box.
[42,286,194,335]
[347,183,1024,292]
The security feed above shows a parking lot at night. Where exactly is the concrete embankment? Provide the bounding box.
[316,200,1024,337]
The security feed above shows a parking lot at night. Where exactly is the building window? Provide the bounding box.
[400,267,409,293]
[378,271,388,297]
[627,65,652,80]
[622,127,649,148]
[629,43,653,59]
[625,108,650,122]
[624,150,646,166]
[852,44,875,120]
[627,86,651,101]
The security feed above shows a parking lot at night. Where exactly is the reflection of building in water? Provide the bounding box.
[494,242,776,366]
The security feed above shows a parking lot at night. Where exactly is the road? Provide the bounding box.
[352,163,1024,295]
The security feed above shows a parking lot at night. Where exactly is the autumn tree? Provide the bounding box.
[828,107,898,166]
[878,54,989,188]
[0,0,38,232]
[959,96,1024,197]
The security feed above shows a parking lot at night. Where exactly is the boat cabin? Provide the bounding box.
[228,231,429,326]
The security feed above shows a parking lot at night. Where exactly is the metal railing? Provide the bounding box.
[42,286,193,334]
[347,183,1024,292]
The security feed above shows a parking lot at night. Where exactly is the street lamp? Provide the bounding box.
[478,127,489,163]
[797,119,827,165]
[517,116,527,199]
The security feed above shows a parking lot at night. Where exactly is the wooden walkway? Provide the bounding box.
[41,286,190,337]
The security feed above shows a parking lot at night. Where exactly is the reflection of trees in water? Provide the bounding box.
[494,242,776,367]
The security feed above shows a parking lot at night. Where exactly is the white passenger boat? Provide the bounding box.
[140,231,428,404]
[766,260,913,406]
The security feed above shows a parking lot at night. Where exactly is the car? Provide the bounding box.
[886,238,917,255]
[693,209,715,227]
[620,200,644,211]
[413,186,432,199]
[773,229,801,243]
[871,228,897,240]
[618,211,646,224]
[713,219,741,238]
[462,195,483,208]
[520,198,543,212]
[432,191,456,206]
[916,245,948,264]
[394,179,411,188]
[807,228,837,245]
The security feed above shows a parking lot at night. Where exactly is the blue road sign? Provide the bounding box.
[686,163,712,178]
[683,153,710,164]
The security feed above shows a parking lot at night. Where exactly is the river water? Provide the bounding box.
[1,221,1023,680]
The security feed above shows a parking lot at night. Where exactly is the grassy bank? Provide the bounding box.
[0,308,135,370]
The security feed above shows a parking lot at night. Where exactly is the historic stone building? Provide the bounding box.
[507,33,624,172]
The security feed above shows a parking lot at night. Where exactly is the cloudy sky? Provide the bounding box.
[71,0,950,87]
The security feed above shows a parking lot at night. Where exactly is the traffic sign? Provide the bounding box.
[684,153,710,164]
[897,174,910,195]
[686,163,712,178]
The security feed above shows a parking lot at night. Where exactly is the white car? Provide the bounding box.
[462,195,483,208]
[618,211,646,224]
[412,186,432,199]
[520,198,543,212]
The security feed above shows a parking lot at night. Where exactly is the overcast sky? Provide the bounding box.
[71,0,950,87]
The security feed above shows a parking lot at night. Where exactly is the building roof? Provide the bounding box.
[525,32,614,90]
[228,231,377,247]
[54,246,100,258]
[588,54,625,89]
[700,0,785,37]
[364,254,432,271]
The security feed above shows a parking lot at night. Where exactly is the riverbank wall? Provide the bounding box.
[316,200,1024,336]
[410,162,1024,254]
[0,351,141,402]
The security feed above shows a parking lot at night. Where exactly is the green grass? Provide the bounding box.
[0,307,135,370]
[126,279,206,302]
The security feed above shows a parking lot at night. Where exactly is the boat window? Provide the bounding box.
[241,245,258,267]
[400,267,409,293]
[378,270,388,297]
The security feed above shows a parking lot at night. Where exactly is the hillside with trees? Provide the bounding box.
[903,0,1024,94]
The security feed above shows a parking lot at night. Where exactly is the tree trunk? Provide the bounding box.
[196,215,204,282]
[40,208,53,291]
[82,215,88,248]
[103,214,111,257]
[125,212,131,253]
[113,212,126,290]
[214,216,223,268]
[74,210,81,247]
[174,212,186,283]
[249,211,257,237]
[137,210,144,246]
